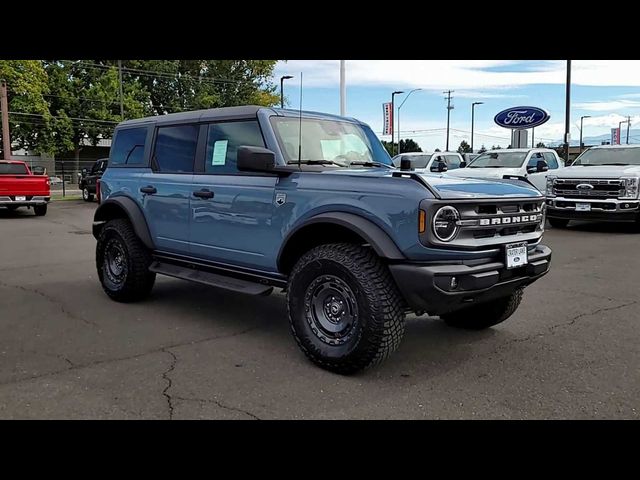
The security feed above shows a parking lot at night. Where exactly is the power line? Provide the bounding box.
[9,111,119,124]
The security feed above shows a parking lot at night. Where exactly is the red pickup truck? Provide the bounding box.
[0,160,50,216]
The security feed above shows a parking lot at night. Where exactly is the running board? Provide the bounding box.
[149,261,273,295]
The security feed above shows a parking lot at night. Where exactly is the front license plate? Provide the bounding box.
[506,242,528,270]
[14,196,26,201]
[576,203,591,212]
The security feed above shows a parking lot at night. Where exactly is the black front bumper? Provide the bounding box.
[547,207,638,223]
[389,245,552,316]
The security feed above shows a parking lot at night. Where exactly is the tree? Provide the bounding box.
[457,140,472,154]
[0,60,51,155]
[492,145,502,150]
[536,142,546,148]
[434,148,441,152]
[478,145,487,153]
[381,140,395,156]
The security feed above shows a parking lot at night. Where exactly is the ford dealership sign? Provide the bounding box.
[494,106,550,129]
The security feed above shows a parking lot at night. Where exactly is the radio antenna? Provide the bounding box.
[298,72,303,169]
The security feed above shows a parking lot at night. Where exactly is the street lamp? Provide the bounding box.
[579,115,591,152]
[391,90,404,156]
[280,75,294,109]
[471,101,484,153]
[397,88,423,154]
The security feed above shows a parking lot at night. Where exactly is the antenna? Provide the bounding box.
[298,72,303,169]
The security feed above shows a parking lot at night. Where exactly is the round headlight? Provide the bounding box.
[432,206,460,242]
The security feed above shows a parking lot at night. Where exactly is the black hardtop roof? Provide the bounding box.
[117,105,266,128]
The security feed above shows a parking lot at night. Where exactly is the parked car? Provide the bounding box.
[79,158,108,201]
[49,176,63,185]
[0,160,50,215]
[446,148,564,192]
[546,144,640,227]
[93,106,551,373]
[391,151,465,173]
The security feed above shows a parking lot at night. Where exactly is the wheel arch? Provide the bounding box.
[93,196,155,250]
[277,212,405,275]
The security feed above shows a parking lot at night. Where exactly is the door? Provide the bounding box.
[141,124,198,254]
[189,120,279,271]
[527,152,558,192]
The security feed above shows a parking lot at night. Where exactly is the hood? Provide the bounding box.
[554,165,640,178]
[446,167,523,180]
[416,173,541,199]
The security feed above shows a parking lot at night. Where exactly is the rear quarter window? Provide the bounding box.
[110,127,148,166]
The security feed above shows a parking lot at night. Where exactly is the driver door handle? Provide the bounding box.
[193,188,214,199]
[140,186,157,194]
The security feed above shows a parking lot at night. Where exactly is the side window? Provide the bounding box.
[543,152,559,169]
[90,162,99,174]
[110,127,147,166]
[445,154,462,170]
[204,121,265,174]
[527,152,544,168]
[153,125,199,173]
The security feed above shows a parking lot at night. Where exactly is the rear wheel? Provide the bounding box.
[287,243,405,374]
[96,218,155,302]
[441,289,523,330]
[34,204,47,216]
[548,218,569,228]
[82,187,94,202]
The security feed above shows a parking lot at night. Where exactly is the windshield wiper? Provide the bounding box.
[287,159,347,167]
[349,161,392,168]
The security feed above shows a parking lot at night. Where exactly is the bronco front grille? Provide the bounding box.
[420,198,545,250]
[553,178,622,199]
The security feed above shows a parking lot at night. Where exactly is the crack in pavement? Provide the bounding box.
[0,280,99,328]
[174,395,261,420]
[161,349,177,420]
[0,323,264,388]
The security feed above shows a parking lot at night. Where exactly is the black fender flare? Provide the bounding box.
[277,212,405,270]
[93,197,155,250]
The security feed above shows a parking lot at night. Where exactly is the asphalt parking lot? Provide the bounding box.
[0,201,638,419]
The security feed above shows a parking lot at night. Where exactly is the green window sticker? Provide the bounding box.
[212,140,228,166]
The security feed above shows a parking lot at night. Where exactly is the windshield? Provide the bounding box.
[467,152,528,168]
[0,163,28,175]
[270,117,392,167]
[392,154,431,168]
[573,147,640,166]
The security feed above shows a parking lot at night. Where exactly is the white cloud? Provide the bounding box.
[574,100,640,111]
[276,60,640,90]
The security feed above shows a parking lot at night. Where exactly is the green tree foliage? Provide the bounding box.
[478,145,487,153]
[536,142,546,148]
[381,138,422,156]
[457,140,472,154]
[434,148,441,152]
[492,145,502,150]
[0,60,50,155]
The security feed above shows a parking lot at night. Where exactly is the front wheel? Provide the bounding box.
[287,243,405,374]
[34,204,47,216]
[548,218,569,228]
[96,218,155,302]
[441,289,524,330]
[82,187,94,202]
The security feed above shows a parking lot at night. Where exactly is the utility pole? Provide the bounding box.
[444,90,454,151]
[471,101,483,152]
[118,60,124,120]
[627,115,631,144]
[564,61,571,164]
[340,60,346,116]
[0,80,11,160]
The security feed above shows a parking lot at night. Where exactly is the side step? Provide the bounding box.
[149,261,274,296]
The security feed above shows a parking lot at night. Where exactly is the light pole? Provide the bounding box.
[579,115,591,152]
[564,60,571,164]
[280,75,293,109]
[471,101,484,153]
[618,118,629,145]
[391,90,404,156]
[397,88,422,154]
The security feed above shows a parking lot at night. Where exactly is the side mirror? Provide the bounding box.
[81,168,88,175]
[400,158,412,171]
[237,146,276,172]
[459,161,467,168]
[536,159,549,172]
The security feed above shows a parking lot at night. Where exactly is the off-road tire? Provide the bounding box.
[34,204,47,216]
[441,288,524,330]
[96,218,155,302]
[548,218,569,229]
[82,187,94,202]
[287,243,405,374]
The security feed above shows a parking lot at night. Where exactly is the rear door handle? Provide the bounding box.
[193,189,214,199]
[140,186,157,194]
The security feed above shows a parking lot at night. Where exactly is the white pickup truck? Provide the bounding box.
[446,148,564,192]
[545,144,640,227]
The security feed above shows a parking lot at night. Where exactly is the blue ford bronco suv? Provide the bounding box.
[93,106,552,373]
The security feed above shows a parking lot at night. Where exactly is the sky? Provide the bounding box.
[273,60,640,152]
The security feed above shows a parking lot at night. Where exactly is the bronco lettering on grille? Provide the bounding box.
[478,214,538,226]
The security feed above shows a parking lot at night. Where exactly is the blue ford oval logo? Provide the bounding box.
[494,106,550,129]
